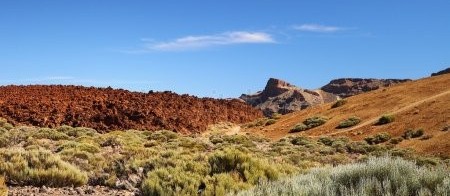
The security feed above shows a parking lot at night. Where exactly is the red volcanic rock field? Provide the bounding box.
[0,85,263,133]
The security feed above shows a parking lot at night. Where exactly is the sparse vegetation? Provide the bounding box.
[237,156,450,196]
[0,123,447,195]
[421,134,433,140]
[365,132,391,145]
[270,113,282,120]
[442,125,449,132]
[265,119,277,126]
[403,128,425,139]
[390,137,404,145]
[0,148,88,187]
[290,116,328,133]
[331,99,347,109]
[376,114,395,125]
[290,123,309,133]
[337,116,361,129]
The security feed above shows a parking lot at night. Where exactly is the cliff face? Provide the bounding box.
[240,78,338,116]
[241,77,411,117]
[321,78,411,98]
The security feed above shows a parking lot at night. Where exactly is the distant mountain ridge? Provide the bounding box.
[431,67,450,76]
[321,78,411,98]
[240,77,410,116]
[240,78,339,116]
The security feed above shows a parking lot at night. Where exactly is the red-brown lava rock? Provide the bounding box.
[0,85,263,134]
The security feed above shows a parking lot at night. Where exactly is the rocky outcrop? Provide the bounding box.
[240,78,338,116]
[321,78,411,98]
[241,77,411,117]
[431,67,450,76]
[0,85,263,134]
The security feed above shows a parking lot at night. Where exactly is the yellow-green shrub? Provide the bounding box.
[32,128,70,141]
[209,148,280,184]
[290,116,328,133]
[331,99,347,109]
[204,173,251,195]
[57,126,97,138]
[141,167,203,196]
[337,116,361,129]
[0,148,88,187]
[376,114,395,125]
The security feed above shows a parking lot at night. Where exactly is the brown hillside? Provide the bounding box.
[246,74,450,156]
[0,85,263,133]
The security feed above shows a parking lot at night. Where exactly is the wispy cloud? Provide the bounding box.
[143,31,275,51]
[33,76,75,82]
[0,76,160,87]
[293,24,345,33]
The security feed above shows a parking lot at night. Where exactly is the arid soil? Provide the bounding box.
[7,185,135,196]
[246,73,450,156]
[0,85,262,134]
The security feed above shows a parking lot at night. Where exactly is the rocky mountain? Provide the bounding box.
[431,67,450,76]
[241,77,410,116]
[240,78,338,116]
[321,78,411,98]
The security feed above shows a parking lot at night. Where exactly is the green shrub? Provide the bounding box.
[270,113,282,120]
[209,148,280,184]
[204,173,251,195]
[57,126,97,138]
[291,137,313,146]
[331,99,347,109]
[265,119,277,126]
[289,123,308,133]
[376,114,395,125]
[290,116,328,133]
[141,167,203,196]
[0,118,13,130]
[403,129,425,139]
[238,156,450,196]
[365,132,391,145]
[304,116,328,128]
[337,116,361,129]
[414,129,425,138]
[0,176,7,196]
[0,128,33,148]
[318,137,334,146]
[0,148,88,187]
[390,137,404,145]
[32,128,70,141]
[147,130,179,142]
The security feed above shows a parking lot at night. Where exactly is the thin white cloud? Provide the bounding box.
[293,24,345,33]
[145,31,275,51]
[25,76,75,82]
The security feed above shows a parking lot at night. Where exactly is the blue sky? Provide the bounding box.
[1,0,449,98]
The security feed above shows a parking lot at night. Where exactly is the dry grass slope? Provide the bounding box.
[246,74,450,157]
